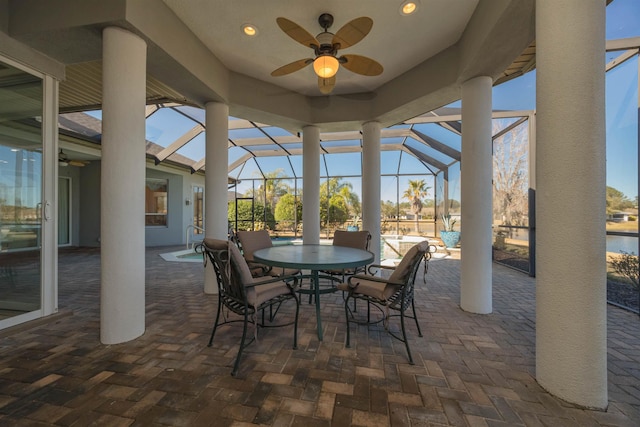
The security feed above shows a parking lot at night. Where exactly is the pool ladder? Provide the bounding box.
[186,224,205,250]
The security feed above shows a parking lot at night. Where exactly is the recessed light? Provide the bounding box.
[400,1,419,16]
[242,23,258,36]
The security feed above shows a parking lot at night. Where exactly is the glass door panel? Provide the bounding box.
[0,62,43,321]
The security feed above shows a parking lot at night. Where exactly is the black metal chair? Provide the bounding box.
[338,241,432,364]
[321,229,372,281]
[236,230,300,278]
[198,238,300,376]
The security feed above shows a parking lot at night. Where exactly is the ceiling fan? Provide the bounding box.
[58,149,89,167]
[271,13,383,95]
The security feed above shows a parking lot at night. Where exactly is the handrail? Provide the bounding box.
[186,224,205,249]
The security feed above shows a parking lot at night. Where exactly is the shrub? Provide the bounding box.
[609,251,639,289]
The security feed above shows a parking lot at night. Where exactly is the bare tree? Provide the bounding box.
[492,121,529,234]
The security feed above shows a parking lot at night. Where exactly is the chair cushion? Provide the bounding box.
[246,281,292,307]
[333,230,370,250]
[388,241,429,283]
[204,238,255,285]
[204,237,293,308]
[236,230,273,262]
[337,277,399,301]
[339,241,429,302]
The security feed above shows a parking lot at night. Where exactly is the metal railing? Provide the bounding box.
[185,224,205,249]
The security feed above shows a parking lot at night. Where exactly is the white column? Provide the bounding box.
[204,101,229,294]
[362,121,381,263]
[536,0,607,409]
[460,76,493,314]
[302,125,320,244]
[100,27,146,344]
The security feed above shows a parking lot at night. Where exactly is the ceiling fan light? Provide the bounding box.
[399,1,419,16]
[313,55,339,78]
[318,76,336,95]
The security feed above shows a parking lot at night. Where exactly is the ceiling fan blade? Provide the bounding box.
[318,76,336,95]
[271,58,313,77]
[332,17,373,49]
[340,54,383,76]
[276,17,319,49]
[68,160,88,167]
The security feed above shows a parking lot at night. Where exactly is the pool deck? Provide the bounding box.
[0,245,638,426]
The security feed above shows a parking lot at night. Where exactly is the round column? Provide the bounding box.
[302,125,321,244]
[536,0,607,409]
[100,27,146,344]
[362,121,381,263]
[460,75,493,314]
[204,101,229,294]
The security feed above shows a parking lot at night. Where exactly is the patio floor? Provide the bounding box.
[0,245,639,426]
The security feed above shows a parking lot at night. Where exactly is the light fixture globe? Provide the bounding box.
[313,55,339,78]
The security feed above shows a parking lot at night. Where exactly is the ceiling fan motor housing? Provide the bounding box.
[316,32,336,54]
[318,13,334,30]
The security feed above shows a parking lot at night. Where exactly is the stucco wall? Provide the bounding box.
[145,168,184,247]
[75,162,203,247]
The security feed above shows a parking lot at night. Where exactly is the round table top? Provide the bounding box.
[253,244,374,270]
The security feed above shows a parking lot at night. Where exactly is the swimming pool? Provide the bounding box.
[160,235,435,263]
[159,248,203,263]
[159,237,306,263]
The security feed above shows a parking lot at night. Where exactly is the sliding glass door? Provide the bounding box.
[0,60,44,325]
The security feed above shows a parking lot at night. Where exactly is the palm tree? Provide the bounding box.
[402,179,429,233]
[251,169,289,211]
[320,178,360,228]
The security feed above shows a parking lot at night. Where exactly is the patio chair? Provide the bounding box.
[338,240,431,364]
[198,238,300,376]
[236,230,300,278]
[321,229,372,281]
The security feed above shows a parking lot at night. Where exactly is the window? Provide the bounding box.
[193,185,204,233]
[145,178,168,226]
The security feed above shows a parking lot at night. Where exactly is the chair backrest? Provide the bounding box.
[203,238,255,308]
[332,230,371,251]
[385,241,430,307]
[236,230,273,262]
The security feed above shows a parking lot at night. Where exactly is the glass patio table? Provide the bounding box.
[253,244,374,341]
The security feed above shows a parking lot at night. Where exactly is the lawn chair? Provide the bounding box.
[198,238,300,376]
[321,229,372,282]
[338,240,431,364]
[236,230,300,278]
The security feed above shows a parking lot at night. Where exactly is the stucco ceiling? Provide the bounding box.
[161,0,479,97]
[6,0,535,131]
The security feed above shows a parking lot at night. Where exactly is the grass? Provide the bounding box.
[606,221,638,232]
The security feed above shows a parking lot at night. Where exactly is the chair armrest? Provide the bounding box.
[246,260,272,275]
[347,274,403,288]
[247,274,300,289]
[366,263,396,275]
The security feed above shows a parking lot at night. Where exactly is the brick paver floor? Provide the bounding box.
[0,245,638,426]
